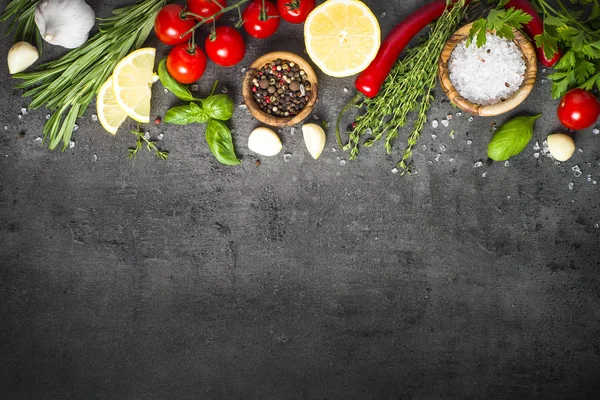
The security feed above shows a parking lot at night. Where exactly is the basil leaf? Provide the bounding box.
[164,103,208,125]
[205,119,240,165]
[488,114,542,161]
[157,58,199,102]
[202,94,234,121]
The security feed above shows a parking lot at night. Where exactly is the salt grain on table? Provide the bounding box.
[449,33,525,105]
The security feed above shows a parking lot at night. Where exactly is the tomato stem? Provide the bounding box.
[182,0,252,36]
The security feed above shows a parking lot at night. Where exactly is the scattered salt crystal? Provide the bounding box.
[482,172,488,178]
[191,84,199,91]
[447,114,453,120]
[568,182,574,190]
[221,87,228,94]
[46,114,51,120]
[283,153,292,162]
[440,144,447,152]
[92,154,97,162]
[542,68,547,73]
[593,128,600,135]
[340,160,346,166]
[343,88,349,93]
[365,128,372,135]
[91,114,98,122]
[144,132,150,140]
[3,126,7,130]
[449,33,525,105]
[504,161,510,167]
[391,168,399,174]
[17,115,22,120]
[541,79,547,84]
[578,148,583,153]
[72,124,78,131]
[164,88,168,93]
[435,154,441,162]
[34,137,42,143]
[533,153,540,159]
[290,127,295,135]
[507,196,511,200]
[449,158,455,162]
[431,120,439,128]
[422,144,427,150]
[587,174,592,182]
[572,165,582,177]
[473,160,483,168]
[238,104,247,109]
[594,181,598,185]
[432,134,437,139]
[428,160,434,165]
[313,115,319,120]
[468,116,474,122]
[69,141,75,149]
[158,133,164,140]
[241,67,247,73]
[380,12,387,18]
[20,108,27,115]
[456,112,462,117]
[441,119,449,127]
[596,223,600,228]
[467,139,472,145]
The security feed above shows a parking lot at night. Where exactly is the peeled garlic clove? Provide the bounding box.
[7,41,39,74]
[248,127,282,156]
[302,123,326,159]
[35,0,96,49]
[547,133,575,161]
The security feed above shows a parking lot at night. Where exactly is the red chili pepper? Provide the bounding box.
[504,0,562,67]
[355,0,467,99]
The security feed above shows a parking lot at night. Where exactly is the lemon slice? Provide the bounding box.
[304,0,380,78]
[96,76,128,135]
[112,48,156,123]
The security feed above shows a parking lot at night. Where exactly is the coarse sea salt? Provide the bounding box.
[449,33,525,105]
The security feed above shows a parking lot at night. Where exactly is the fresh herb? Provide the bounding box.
[467,6,532,47]
[205,119,241,165]
[13,0,167,150]
[487,114,541,161]
[337,0,468,174]
[128,128,169,160]
[158,61,240,165]
[533,0,600,98]
[0,0,42,52]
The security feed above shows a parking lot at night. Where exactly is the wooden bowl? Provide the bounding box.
[438,22,537,117]
[242,51,318,127]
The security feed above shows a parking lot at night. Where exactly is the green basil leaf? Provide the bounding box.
[157,58,199,102]
[205,119,240,165]
[164,103,208,125]
[488,114,541,161]
[202,94,234,121]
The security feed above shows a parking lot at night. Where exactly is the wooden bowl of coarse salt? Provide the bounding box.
[438,22,537,117]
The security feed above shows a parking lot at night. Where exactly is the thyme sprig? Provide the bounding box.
[128,128,169,160]
[339,0,468,174]
[13,0,167,151]
[0,0,42,52]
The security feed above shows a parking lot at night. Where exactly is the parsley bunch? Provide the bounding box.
[468,1,532,47]
[533,0,600,98]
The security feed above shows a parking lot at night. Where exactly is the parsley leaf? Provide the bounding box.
[467,7,532,47]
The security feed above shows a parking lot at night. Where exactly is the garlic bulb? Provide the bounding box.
[35,0,95,49]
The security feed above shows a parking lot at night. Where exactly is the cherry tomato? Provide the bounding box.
[188,0,227,23]
[154,5,195,46]
[557,88,600,130]
[242,0,280,39]
[277,0,315,24]
[205,26,246,67]
[166,44,207,84]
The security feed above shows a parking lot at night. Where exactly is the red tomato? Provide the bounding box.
[154,5,195,46]
[188,0,227,23]
[557,88,600,130]
[205,26,246,67]
[242,0,280,39]
[166,44,207,84]
[277,0,315,24]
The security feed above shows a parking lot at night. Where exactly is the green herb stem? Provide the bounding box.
[0,0,42,52]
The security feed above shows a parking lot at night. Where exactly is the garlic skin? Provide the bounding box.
[35,0,96,49]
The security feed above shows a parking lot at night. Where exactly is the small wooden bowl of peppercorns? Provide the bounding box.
[242,51,318,127]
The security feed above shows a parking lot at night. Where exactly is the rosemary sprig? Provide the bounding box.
[343,0,468,174]
[128,128,169,160]
[13,0,167,151]
[0,0,42,52]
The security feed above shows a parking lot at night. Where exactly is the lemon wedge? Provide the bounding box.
[304,0,380,78]
[112,48,156,123]
[96,76,128,135]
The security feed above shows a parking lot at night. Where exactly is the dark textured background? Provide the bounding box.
[1,1,599,399]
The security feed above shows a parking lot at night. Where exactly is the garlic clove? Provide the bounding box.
[547,133,576,161]
[35,0,96,49]
[7,41,40,74]
[248,127,282,156]
[302,123,326,159]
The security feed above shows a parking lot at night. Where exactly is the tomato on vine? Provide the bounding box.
[187,0,227,23]
[242,0,280,39]
[154,4,195,46]
[277,0,315,24]
[167,43,207,84]
[205,26,246,67]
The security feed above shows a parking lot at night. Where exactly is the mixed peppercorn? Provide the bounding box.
[250,58,312,117]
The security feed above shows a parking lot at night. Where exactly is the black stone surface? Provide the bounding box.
[1,1,599,399]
